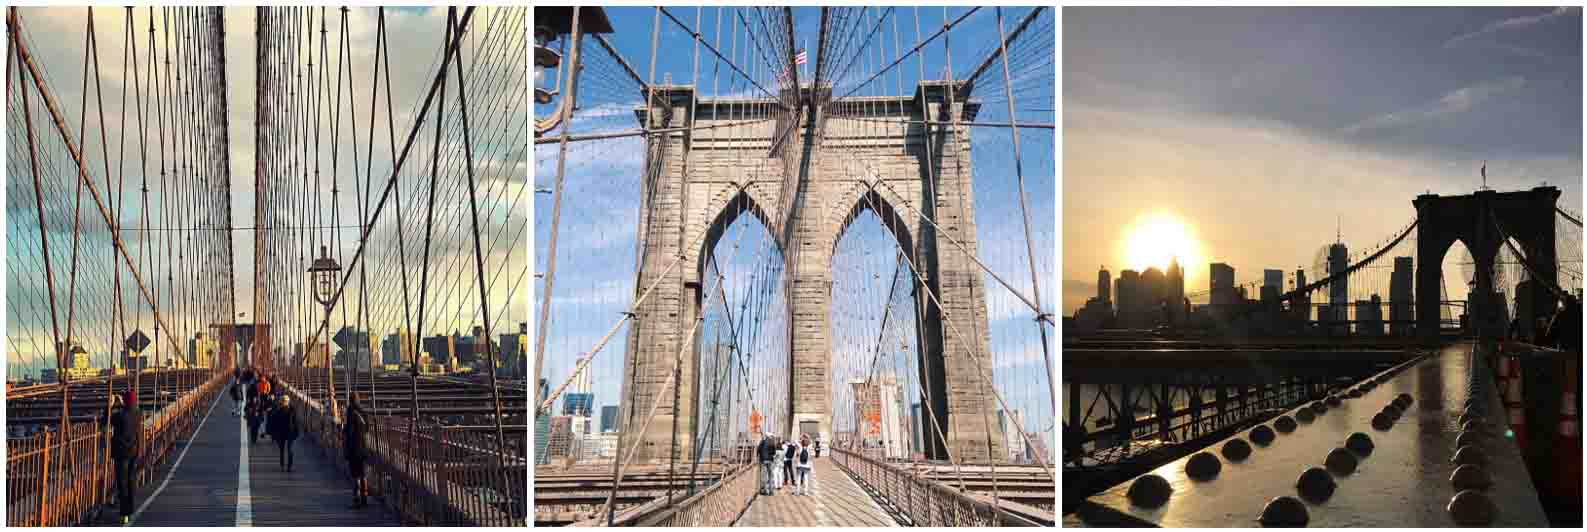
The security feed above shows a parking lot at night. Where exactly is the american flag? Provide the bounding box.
[779,50,808,83]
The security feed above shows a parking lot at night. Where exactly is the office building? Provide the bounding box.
[600,405,620,433]
[849,375,907,459]
[1389,257,1414,336]
[1210,263,1236,306]
[564,392,594,417]
[1328,238,1350,333]
[1097,267,1111,310]
[1166,258,1184,322]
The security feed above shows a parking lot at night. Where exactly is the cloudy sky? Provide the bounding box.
[5,6,528,378]
[536,7,1055,444]
[1064,6,1583,314]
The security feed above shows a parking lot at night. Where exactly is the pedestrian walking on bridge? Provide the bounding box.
[229,380,243,417]
[109,390,142,525]
[267,395,298,471]
[247,396,267,445]
[343,393,370,508]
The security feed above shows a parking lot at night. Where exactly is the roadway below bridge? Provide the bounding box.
[1068,340,1550,527]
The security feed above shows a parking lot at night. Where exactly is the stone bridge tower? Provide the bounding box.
[1414,187,1559,340]
[617,81,1006,464]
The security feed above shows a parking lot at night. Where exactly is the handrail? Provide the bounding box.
[828,447,1055,527]
[282,372,526,526]
[564,461,756,527]
[6,369,228,526]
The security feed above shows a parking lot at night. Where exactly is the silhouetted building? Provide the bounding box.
[1141,267,1167,325]
[1166,258,1185,323]
[1389,257,1414,336]
[1328,239,1350,334]
[1262,269,1284,303]
[1097,268,1112,310]
[1210,263,1236,306]
[1116,269,1141,327]
[1356,295,1385,336]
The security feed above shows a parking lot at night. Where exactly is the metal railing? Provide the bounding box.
[829,447,1054,527]
[283,377,527,526]
[579,463,757,527]
[5,370,228,526]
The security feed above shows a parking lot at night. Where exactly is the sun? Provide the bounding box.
[1122,213,1201,274]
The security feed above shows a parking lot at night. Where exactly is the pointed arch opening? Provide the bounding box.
[691,188,789,462]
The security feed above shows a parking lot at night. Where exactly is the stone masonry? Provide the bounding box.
[617,81,1006,464]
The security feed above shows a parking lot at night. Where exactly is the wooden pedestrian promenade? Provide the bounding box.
[94,394,402,527]
[734,457,900,527]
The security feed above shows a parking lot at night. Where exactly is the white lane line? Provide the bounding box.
[129,389,223,524]
[236,397,253,527]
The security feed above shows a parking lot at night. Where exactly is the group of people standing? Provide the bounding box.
[231,367,300,472]
[756,432,820,496]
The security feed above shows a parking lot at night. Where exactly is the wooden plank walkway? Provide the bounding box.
[734,457,899,527]
[89,392,403,526]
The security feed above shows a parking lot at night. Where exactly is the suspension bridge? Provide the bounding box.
[1064,186,1584,526]
[5,6,527,526]
[533,6,1055,527]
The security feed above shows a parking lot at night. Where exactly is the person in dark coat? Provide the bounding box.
[343,393,370,508]
[229,380,243,417]
[267,395,299,471]
[756,432,776,495]
[109,390,141,525]
[782,439,797,489]
[247,396,267,445]
[245,373,258,412]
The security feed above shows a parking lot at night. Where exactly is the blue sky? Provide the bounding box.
[536,6,1055,450]
[1064,7,1583,313]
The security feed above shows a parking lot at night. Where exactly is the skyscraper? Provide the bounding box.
[1116,269,1140,327]
[1328,237,1350,333]
[600,405,620,433]
[1262,269,1284,303]
[1097,267,1112,310]
[1141,267,1166,323]
[563,392,594,417]
[1389,256,1414,336]
[1210,263,1235,306]
[573,354,592,394]
[1166,258,1184,322]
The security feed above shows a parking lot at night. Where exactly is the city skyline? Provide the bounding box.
[1064,7,1583,315]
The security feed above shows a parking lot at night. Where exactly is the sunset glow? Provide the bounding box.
[1122,212,1201,274]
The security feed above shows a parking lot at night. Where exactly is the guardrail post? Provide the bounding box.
[40,431,52,526]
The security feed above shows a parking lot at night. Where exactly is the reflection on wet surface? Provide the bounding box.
[1076,341,1550,527]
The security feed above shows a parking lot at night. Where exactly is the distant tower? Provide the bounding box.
[1328,228,1350,333]
[1097,267,1112,310]
[1389,257,1414,336]
[1166,258,1184,322]
[574,354,592,394]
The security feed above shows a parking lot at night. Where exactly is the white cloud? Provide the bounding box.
[1444,7,1575,49]
[1341,76,1526,135]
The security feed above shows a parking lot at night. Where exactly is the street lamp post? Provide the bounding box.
[309,245,342,417]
